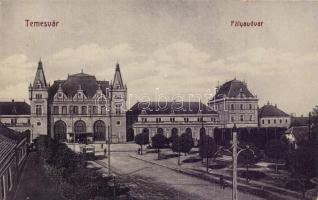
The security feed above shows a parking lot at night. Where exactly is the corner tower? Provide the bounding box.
[29,60,49,139]
[110,63,127,142]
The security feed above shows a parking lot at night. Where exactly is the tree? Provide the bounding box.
[288,146,318,197]
[171,133,193,165]
[237,143,262,183]
[151,134,168,160]
[135,132,149,155]
[198,135,217,173]
[265,139,288,173]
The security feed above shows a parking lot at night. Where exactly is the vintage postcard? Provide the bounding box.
[0,0,317,200]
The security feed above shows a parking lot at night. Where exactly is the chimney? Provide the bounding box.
[11,99,14,103]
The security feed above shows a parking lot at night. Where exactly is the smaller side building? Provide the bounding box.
[258,102,291,128]
[127,101,219,142]
[0,100,31,141]
[0,124,28,200]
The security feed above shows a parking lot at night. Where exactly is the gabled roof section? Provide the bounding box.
[212,79,255,100]
[113,63,124,89]
[0,101,30,115]
[0,133,16,164]
[33,60,47,88]
[128,101,217,115]
[259,103,289,118]
[48,72,110,100]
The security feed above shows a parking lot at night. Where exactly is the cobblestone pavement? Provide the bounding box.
[93,151,264,200]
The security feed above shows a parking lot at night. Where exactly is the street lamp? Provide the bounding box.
[232,124,238,200]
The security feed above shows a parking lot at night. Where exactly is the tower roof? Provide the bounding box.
[113,63,124,89]
[33,60,47,88]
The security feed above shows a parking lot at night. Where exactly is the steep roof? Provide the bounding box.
[0,101,30,115]
[48,72,110,100]
[259,104,289,118]
[128,101,217,115]
[212,79,255,100]
[33,60,47,88]
[113,63,124,89]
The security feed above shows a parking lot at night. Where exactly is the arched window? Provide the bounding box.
[185,127,192,138]
[171,128,178,137]
[157,128,164,134]
[93,120,106,141]
[74,120,86,133]
[54,120,67,141]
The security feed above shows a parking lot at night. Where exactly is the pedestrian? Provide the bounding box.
[138,148,141,155]
[104,148,107,157]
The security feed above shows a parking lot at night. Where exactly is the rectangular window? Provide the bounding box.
[69,106,73,114]
[53,106,59,115]
[35,105,42,115]
[142,118,147,123]
[35,94,42,99]
[280,119,282,124]
[240,104,244,110]
[231,104,234,110]
[82,106,87,115]
[27,119,30,125]
[249,115,253,121]
[231,115,235,122]
[268,119,270,124]
[115,104,121,115]
[92,106,98,115]
[62,106,67,115]
[262,119,264,124]
[240,115,244,121]
[170,117,175,122]
[156,118,161,123]
[274,119,276,124]
[73,106,79,115]
[184,117,189,122]
[101,106,106,115]
[11,118,17,125]
[249,104,252,110]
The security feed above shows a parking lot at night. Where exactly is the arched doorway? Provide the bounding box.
[185,127,192,138]
[157,128,164,134]
[171,128,178,137]
[93,120,106,141]
[142,128,150,141]
[54,120,67,141]
[199,127,206,141]
[74,120,86,142]
[127,128,135,142]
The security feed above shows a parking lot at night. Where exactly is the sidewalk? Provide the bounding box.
[13,152,64,200]
[129,152,303,200]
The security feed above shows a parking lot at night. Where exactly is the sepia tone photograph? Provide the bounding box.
[0,0,317,199]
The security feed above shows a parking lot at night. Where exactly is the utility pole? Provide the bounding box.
[108,125,111,176]
[309,112,312,140]
[232,124,238,200]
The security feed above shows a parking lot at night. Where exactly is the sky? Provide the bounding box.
[0,0,318,115]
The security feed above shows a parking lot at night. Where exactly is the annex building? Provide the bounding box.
[28,60,127,143]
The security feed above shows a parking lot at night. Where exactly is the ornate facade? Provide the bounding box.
[28,60,127,143]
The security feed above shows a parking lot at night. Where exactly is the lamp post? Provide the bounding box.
[232,124,238,200]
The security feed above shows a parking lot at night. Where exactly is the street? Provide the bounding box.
[91,146,265,200]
